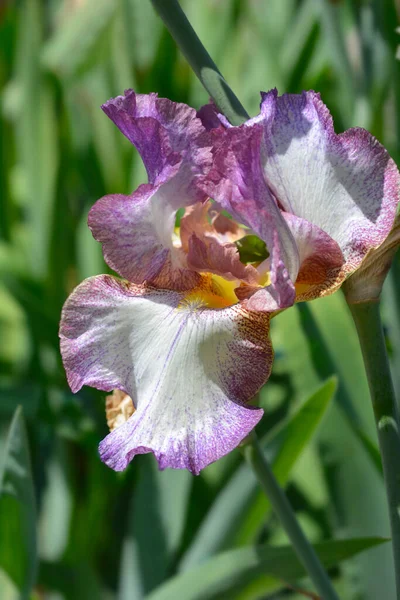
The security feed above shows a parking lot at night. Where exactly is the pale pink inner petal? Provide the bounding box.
[187,234,259,284]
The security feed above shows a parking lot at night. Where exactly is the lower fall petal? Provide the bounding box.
[59,275,273,474]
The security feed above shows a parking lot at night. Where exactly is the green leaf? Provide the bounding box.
[41,0,117,79]
[38,561,103,600]
[275,294,395,597]
[296,302,382,475]
[119,455,192,599]
[148,537,387,600]
[0,407,37,598]
[235,235,269,264]
[234,377,337,546]
[10,0,58,278]
[180,378,336,569]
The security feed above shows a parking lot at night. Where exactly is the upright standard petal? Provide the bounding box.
[258,89,400,272]
[102,90,209,185]
[59,275,273,474]
[201,125,299,310]
[93,91,217,289]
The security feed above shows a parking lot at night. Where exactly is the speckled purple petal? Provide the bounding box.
[102,90,211,185]
[258,89,400,271]
[59,275,273,474]
[200,124,299,309]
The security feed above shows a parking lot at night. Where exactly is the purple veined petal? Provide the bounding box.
[258,89,400,272]
[88,175,205,290]
[102,90,212,185]
[59,275,273,475]
[200,124,300,309]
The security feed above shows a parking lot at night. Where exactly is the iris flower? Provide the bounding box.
[60,89,399,474]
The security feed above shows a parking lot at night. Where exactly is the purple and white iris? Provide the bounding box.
[59,89,400,474]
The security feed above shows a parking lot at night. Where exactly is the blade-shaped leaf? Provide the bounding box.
[119,454,192,599]
[180,378,336,569]
[149,537,387,600]
[297,302,382,475]
[41,0,117,79]
[0,407,37,598]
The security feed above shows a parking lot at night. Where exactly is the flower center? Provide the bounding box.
[179,275,239,310]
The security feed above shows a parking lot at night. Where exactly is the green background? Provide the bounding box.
[1,0,400,598]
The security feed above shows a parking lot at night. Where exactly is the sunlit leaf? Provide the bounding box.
[150,537,387,600]
[0,407,37,598]
[119,454,192,598]
[181,378,336,569]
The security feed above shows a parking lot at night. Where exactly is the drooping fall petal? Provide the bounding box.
[59,275,273,474]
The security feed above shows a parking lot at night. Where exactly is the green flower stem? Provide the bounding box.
[243,432,340,600]
[348,301,400,597]
[150,0,249,126]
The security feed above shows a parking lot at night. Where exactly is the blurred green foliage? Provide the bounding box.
[1,0,400,598]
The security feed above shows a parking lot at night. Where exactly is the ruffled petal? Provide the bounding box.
[59,275,273,474]
[102,90,209,185]
[258,89,400,271]
[88,183,201,290]
[201,125,299,308]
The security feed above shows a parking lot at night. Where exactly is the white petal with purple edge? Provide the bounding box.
[59,276,273,474]
[259,89,400,269]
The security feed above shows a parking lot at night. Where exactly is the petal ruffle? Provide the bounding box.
[102,90,210,185]
[88,183,201,290]
[258,89,400,272]
[59,275,273,474]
